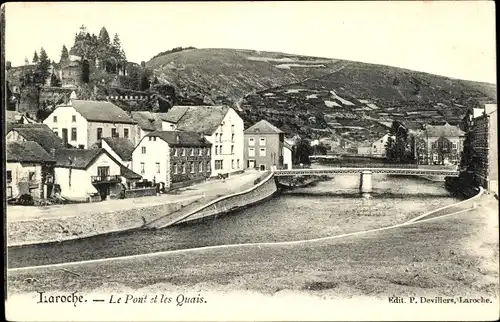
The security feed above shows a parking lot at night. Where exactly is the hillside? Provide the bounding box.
[147,48,496,142]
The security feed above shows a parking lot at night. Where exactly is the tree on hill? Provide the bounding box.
[32,51,39,63]
[97,27,111,68]
[60,45,69,62]
[111,33,125,61]
[34,47,51,86]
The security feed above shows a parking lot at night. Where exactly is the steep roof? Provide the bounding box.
[102,137,135,162]
[164,105,230,134]
[163,106,190,123]
[146,131,212,147]
[120,166,142,180]
[7,141,56,163]
[425,123,465,137]
[244,120,284,134]
[70,100,136,124]
[8,124,66,153]
[130,111,163,131]
[54,148,104,169]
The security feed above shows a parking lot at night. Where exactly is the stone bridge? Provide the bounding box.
[273,168,460,195]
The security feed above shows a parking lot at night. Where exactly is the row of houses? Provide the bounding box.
[355,123,465,165]
[6,100,294,203]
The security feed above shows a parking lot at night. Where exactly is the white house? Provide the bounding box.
[53,148,124,201]
[371,133,393,157]
[163,105,244,176]
[43,99,138,149]
[131,131,212,189]
[283,141,293,170]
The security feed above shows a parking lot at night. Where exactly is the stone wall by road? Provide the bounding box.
[8,198,198,246]
[173,172,277,225]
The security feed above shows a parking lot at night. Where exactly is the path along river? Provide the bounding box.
[8,173,459,269]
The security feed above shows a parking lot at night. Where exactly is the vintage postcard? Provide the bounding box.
[3,1,498,321]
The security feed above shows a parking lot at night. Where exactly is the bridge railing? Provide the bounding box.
[310,163,419,169]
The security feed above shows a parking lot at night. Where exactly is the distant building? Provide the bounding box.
[163,105,244,176]
[43,100,138,149]
[371,133,393,157]
[132,131,212,190]
[6,141,56,200]
[95,137,135,169]
[244,120,285,171]
[421,123,465,165]
[6,123,66,153]
[357,143,372,155]
[466,103,497,194]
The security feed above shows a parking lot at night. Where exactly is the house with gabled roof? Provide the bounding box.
[422,122,465,165]
[42,99,138,149]
[6,123,66,153]
[244,120,285,171]
[6,141,56,200]
[163,105,244,176]
[130,111,174,143]
[53,147,139,202]
[132,131,212,189]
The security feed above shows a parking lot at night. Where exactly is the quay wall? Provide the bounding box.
[168,171,277,226]
[7,198,199,247]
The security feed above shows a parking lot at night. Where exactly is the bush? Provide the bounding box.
[17,194,34,206]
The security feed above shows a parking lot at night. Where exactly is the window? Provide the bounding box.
[124,128,129,138]
[6,170,12,183]
[97,166,110,177]
[191,148,195,156]
[249,148,255,157]
[173,148,177,156]
[452,143,457,149]
[78,145,85,149]
[72,115,76,122]
[141,146,146,154]
[231,134,235,143]
[71,128,77,141]
[156,162,160,173]
[249,138,255,146]
[231,145,234,155]
[182,148,186,156]
[140,162,145,174]
[7,187,12,198]
[237,159,240,168]
[215,133,219,143]
[232,160,235,169]
[207,148,210,156]
[199,161,203,172]
[174,163,178,174]
[260,138,266,146]
[170,124,175,130]
[215,146,219,155]
[380,140,383,143]
[53,128,58,136]
[215,160,224,170]
[219,145,223,155]
[111,128,118,138]
[190,162,195,173]
[199,148,203,156]
[260,148,266,156]
[206,161,211,172]
[29,171,36,181]
[182,163,186,174]
[53,116,57,123]
[97,128,103,140]
[231,124,235,133]
[220,133,223,142]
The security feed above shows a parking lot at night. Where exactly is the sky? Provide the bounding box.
[4,1,497,83]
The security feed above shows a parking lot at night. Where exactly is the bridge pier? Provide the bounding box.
[359,170,373,197]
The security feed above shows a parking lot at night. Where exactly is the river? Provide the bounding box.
[8,173,459,269]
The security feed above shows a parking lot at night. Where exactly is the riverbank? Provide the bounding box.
[7,171,263,246]
[8,195,498,309]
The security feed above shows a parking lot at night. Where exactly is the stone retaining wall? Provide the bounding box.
[170,172,277,226]
[7,198,198,247]
[124,188,157,198]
